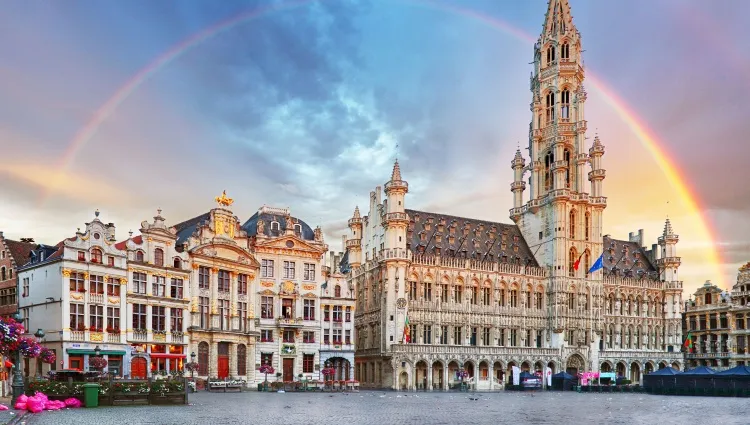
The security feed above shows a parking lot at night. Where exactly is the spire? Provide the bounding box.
[353,206,361,219]
[390,159,402,182]
[541,0,574,39]
[663,218,674,237]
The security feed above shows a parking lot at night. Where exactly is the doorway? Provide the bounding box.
[131,357,147,379]
[218,342,229,379]
[283,358,294,382]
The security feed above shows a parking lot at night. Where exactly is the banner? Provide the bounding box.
[545,367,552,387]
[512,366,520,386]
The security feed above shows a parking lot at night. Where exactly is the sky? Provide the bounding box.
[0,0,748,295]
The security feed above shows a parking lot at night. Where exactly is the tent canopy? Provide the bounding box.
[716,365,750,376]
[519,371,537,379]
[649,367,680,376]
[681,366,715,375]
[551,372,575,380]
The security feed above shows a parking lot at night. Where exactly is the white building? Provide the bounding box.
[115,209,191,377]
[18,210,129,376]
[319,251,356,380]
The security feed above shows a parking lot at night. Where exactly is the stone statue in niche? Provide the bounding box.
[256,220,265,235]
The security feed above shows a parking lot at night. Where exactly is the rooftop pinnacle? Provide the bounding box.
[390,159,402,181]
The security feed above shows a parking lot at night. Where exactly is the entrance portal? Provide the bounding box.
[566,354,585,376]
[283,358,295,382]
[218,342,229,379]
[131,357,147,379]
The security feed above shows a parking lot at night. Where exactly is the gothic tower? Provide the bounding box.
[657,218,683,347]
[347,206,363,269]
[509,0,606,349]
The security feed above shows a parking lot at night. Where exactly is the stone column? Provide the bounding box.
[210,342,219,378]
[443,366,449,391]
[427,364,433,391]
[211,268,219,328]
[165,306,171,334]
[230,272,238,331]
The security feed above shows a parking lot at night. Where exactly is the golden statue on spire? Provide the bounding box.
[215,190,234,207]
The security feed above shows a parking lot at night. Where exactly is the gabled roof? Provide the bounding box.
[601,236,658,278]
[114,235,143,250]
[242,211,315,241]
[3,239,37,267]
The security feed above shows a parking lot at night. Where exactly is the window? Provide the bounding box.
[324,305,330,321]
[152,275,166,297]
[453,326,462,345]
[91,248,102,263]
[510,329,518,346]
[423,325,432,344]
[106,277,120,296]
[261,296,274,319]
[152,306,165,331]
[171,308,183,332]
[454,285,463,303]
[546,46,556,64]
[198,266,210,289]
[132,304,146,330]
[510,289,518,308]
[238,302,247,332]
[470,327,477,346]
[106,307,120,332]
[333,328,342,344]
[584,251,590,278]
[498,328,505,346]
[569,248,578,278]
[303,354,314,373]
[482,328,490,346]
[261,260,274,278]
[135,251,144,262]
[440,326,448,344]
[303,299,315,321]
[283,261,295,279]
[425,283,432,301]
[440,284,448,303]
[323,329,330,344]
[22,278,29,297]
[526,329,532,347]
[345,306,351,322]
[260,352,273,367]
[261,330,273,342]
[198,297,209,329]
[107,256,114,267]
[535,291,543,309]
[283,330,295,343]
[0,267,4,281]
[409,282,417,300]
[545,92,555,123]
[89,305,103,332]
[173,258,181,269]
[335,285,342,298]
[345,330,351,345]
[132,272,146,294]
[237,344,247,376]
[77,251,86,261]
[482,287,490,306]
[303,331,315,343]
[154,248,164,266]
[544,151,554,191]
[304,263,315,281]
[170,278,183,298]
[219,299,230,330]
[217,270,230,292]
[561,89,570,120]
[198,342,209,375]
[87,274,102,294]
[561,43,569,60]
[333,306,342,322]
[238,274,248,295]
[282,298,293,319]
[568,291,576,310]
[70,303,84,330]
[584,212,590,241]
[470,287,478,305]
[0,288,17,306]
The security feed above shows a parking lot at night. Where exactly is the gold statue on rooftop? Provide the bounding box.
[215,190,234,207]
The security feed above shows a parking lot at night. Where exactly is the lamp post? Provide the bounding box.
[10,313,25,405]
[34,329,45,378]
[190,352,196,379]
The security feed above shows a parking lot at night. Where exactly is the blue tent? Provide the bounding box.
[551,372,575,380]
[681,366,715,375]
[649,367,680,376]
[716,365,750,376]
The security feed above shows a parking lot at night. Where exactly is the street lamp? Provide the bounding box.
[190,352,196,379]
[10,313,24,404]
[34,329,45,378]
[94,345,101,358]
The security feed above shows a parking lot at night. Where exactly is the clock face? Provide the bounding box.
[396,298,407,309]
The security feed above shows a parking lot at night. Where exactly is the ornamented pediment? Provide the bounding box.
[255,234,325,254]
[280,280,298,296]
[258,289,275,296]
[191,243,260,267]
[302,292,317,299]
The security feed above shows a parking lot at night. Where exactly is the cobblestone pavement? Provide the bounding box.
[18,390,750,425]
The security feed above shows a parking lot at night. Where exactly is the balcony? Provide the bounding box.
[588,169,606,180]
[106,333,121,343]
[88,293,104,304]
[276,317,304,327]
[510,181,526,191]
[390,344,558,357]
[384,180,408,192]
[70,331,85,341]
[548,188,570,201]
[346,239,361,249]
[590,196,607,206]
[347,216,362,227]
[384,212,409,223]
[170,331,185,343]
[656,257,682,267]
[131,330,148,342]
[379,248,412,262]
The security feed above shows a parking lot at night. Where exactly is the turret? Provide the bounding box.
[588,134,606,199]
[657,218,680,282]
[346,206,363,269]
[383,160,409,252]
[510,149,527,216]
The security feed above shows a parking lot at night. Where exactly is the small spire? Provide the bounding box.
[94,209,100,218]
[663,218,674,237]
[353,206,361,219]
[157,208,162,216]
[390,159,402,181]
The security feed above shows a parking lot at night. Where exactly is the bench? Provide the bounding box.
[208,380,245,392]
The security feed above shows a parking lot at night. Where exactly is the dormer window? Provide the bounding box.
[294,224,302,235]
[78,251,86,262]
[174,258,182,269]
[271,221,280,232]
[154,248,164,267]
[135,250,144,262]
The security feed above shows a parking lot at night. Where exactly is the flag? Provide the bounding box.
[403,316,410,343]
[573,251,585,270]
[588,253,604,274]
[683,332,693,352]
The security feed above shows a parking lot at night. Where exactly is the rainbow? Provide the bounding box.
[46,0,724,286]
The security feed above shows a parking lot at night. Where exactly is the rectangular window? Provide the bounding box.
[303,331,315,343]
[332,306,342,322]
[345,330,351,345]
[324,329,330,344]
[498,329,505,346]
[261,329,273,342]
[324,305,330,321]
[89,305,103,332]
[261,260,274,278]
[238,274,248,295]
[261,296,274,319]
[440,326,448,344]
[219,299,230,330]
[471,287,478,305]
[423,325,432,344]
[199,297,209,329]
[470,327,477,346]
[303,299,316,321]
[77,251,86,261]
[170,308,183,332]
[441,285,448,303]
[132,304,146,330]
[106,307,120,332]
[152,306,165,331]
[152,275,166,297]
[482,328,490,346]
[345,307,351,322]
[89,274,104,294]
[70,303,84,330]
[510,329,517,346]
[283,261,295,279]
[482,288,491,306]
[238,302,247,332]
[303,354,314,373]
[303,263,315,281]
[454,286,463,303]
[425,283,432,301]
[409,282,417,300]
[107,256,115,267]
[283,330,295,343]
[453,326,462,345]
[170,278,183,299]
[333,328,342,344]
[218,270,230,293]
[132,272,146,294]
[22,278,29,297]
[282,298,293,319]
[198,266,210,289]
[106,277,120,296]
[526,329,532,347]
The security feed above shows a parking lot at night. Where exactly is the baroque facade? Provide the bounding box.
[347,0,682,391]
[319,252,356,380]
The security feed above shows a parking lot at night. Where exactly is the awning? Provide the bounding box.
[149,353,186,359]
[66,349,126,356]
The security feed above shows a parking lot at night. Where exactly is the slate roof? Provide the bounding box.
[172,212,211,245]
[4,239,37,267]
[21,242,65,269]
[601,236,658,279]
[405,209,539,267]
[242,211,315,241]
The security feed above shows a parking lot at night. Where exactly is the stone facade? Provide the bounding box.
[347,0,682,391]
[0,232,36,317]
[319,252,355,380]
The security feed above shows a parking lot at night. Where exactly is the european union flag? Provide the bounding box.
[588,253,604,274]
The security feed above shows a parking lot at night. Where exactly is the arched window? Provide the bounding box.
[569,210,576,239]
[270,221,280,232]
[135,251,144,262]
[91,248,103,263]
[0,267,5,281]
[154,248,164,267]
[544,151,554,191]
[568,247,577,277]
[561,89,570,120]
[561,43,570,60]
[237,344,247,376]
[568,287,576,309]
[584,250,590,278]
[564,149,571,188]
[294,224,302,235]
[546,46,556,64]
[173,257,181,269]
[334,285,341,298]
[584,212,590,241]
[510,288,518,308]
[545,92,555,123]
[198,342,209,376]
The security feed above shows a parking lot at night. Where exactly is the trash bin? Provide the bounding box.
[257,383,264,392]
[82,383,100,408]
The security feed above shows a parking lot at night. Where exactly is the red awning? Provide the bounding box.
[149,353,186,359]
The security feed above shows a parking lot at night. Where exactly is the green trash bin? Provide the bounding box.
[82,383,100,408]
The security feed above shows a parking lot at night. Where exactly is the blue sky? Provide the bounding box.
[1,0,748,292]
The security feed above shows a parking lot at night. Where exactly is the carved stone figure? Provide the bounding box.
[256,219,265,235]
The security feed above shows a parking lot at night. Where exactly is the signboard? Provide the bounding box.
[545,367,552,387]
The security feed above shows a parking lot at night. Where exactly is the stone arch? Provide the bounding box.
[414,359,429,390]
[431,360,444,390]
[441,274,450,284]
[409,272,419,282]
[463,359,476,378]
[424,273,434,283]
[520,361,532,372]
[658,361,667,370]
[565,353,585,375]
[644,361,654,375]
[600,361,613,372]
[547,361,556,374]
[534,360,544,373]
[493,360,504,382]
[615,361,627,377]
[671,361,681,370]
[478,360,490,381]
[630,362,641,383]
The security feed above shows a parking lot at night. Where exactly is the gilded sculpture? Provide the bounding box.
[215,190,234,207]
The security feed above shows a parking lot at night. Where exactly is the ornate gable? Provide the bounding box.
[254,234,325,259]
